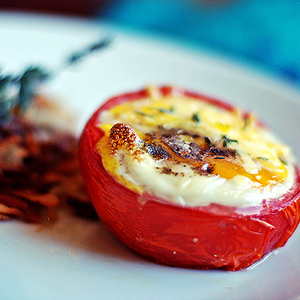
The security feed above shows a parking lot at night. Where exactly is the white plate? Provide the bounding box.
[1,11,300,300]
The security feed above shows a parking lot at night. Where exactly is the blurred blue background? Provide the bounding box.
[98,0,300,88]
[1,0,300,88]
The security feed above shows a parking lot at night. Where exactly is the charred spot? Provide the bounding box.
[109,123,139,153]
[189,142,206,159]
[144,142,172,160]
[163,139,203,161]
[192,163,214,175]
[144,132,157,141]
[209,147,236,158]
[141,127,238,176]
[159,167,182,177]
[161,167,173,174]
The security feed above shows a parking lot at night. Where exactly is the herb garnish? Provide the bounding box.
[192,113,200,123]
[256,157,269,161]
[0,37,111,123]
[154,106,175,114]
[135,106,174,117]
[0,66,50,122]
[279,157,287,165]
[66,38,110,66]
[204,136,212,147]
[222,135,238,147]
[135,111,151,117]
[243,115,249,130]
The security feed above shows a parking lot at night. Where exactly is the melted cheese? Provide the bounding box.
[97,86,295,208]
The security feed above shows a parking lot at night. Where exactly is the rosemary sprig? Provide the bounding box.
[66,38,111,66]
[0,66,50,122]
[0,37,111,123]
[18,67,51,112]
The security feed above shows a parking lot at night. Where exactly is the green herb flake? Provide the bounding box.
[204,136,211,147]
[256,157,269,161]
[135,111,152,117]
[243,116,249,130]
[192,113,200,123]
[156,106,175,114]
[67,38,111,65]
[222,135,238,147]
[0,66,50,122]
[279,157,287,165]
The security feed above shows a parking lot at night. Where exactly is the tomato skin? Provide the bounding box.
[79,86,300,271]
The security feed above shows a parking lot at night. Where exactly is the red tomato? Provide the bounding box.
[79,86,300,271]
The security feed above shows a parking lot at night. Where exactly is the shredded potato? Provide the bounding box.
[0,98,96,223]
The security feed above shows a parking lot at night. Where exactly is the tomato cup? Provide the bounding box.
[79,86,300,271]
